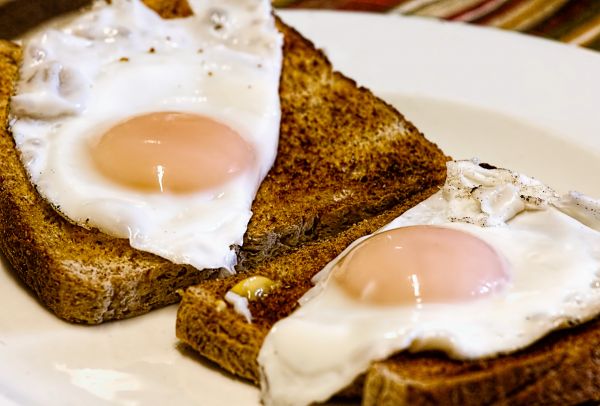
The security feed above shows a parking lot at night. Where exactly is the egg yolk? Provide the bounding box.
[332,226,509,306]
[91,112,255,193]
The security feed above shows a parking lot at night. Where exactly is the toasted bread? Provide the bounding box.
[0,2,447,324]
[0,39,217,324]
[177,223,600,405]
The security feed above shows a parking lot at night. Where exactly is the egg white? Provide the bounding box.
[10,0,283,272]
[258,160,600,406]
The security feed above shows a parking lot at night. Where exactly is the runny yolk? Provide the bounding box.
[332,225,509,306]
[91,112,255,194]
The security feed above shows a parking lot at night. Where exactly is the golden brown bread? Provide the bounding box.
[177,204,600,405]
[175,11,600,406]
[0,1,447,323]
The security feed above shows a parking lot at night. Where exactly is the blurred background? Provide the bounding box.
[273,0,600,50]
[1,0,599,50]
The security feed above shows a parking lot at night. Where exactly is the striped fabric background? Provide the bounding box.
[273,0,600,51]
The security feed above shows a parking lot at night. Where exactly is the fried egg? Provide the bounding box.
[257,160,600,406]
[9,0,283,273]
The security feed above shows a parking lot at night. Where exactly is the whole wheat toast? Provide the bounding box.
[0,1,447,323]
[177,204,600,405]
[174,12,600,406]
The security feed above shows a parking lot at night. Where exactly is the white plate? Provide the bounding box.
[1,10,600,406]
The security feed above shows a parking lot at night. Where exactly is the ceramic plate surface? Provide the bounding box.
[1,10,600,406]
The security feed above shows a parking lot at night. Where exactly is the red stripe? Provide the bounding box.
[287,0,404,12]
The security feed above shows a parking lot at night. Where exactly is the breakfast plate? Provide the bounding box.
[1,10,600,406]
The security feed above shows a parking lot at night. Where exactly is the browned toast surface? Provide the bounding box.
[177,202,600,405]
[0,2,447,323]
[240,18,447,269]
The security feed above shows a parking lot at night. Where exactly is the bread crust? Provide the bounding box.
[0,3,447,323]
[363,316,600,405]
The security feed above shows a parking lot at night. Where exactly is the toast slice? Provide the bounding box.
[177,222,600,405]
[0,2,448,324]
[177,201,600,405]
